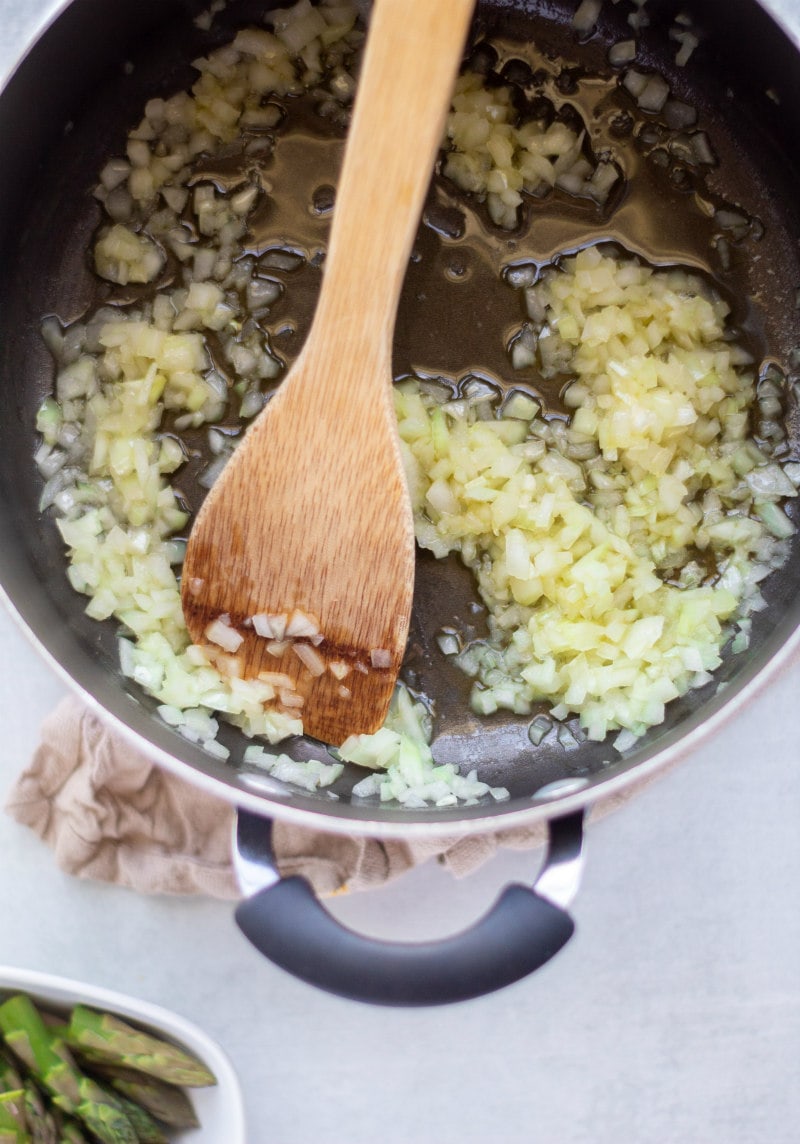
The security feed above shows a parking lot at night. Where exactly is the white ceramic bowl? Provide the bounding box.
[0,966,246,1143]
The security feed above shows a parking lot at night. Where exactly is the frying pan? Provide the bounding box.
[0,0,798,1005]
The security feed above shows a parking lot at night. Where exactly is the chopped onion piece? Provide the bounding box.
[266,639,290,656]
[755,502,795,539]
[528,715,552,746]
[279,689,305,708]
[505,264,536,290]
[247,277,283,309]
[99,158,131,192]
[252,612,286,639]
[663,99,698,130]
[205,616,244,652]
[614,728,641,753]
[285,609,320,638]
[260,248,305,272]
[672,28,699,67]
[198,454,230,489]
[436,631,461,657]
[637,74,670,112]
[746,463,798,500]
[572,0,601,34]
[509,326,537,371]
[240,388,266,419]
[293,642,326,676]
[370,648,392,669]
[204,738,231,760]
[608,39,636,67]
[688,131,716,166]
[258,671,295,688]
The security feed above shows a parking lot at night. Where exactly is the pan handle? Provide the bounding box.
[233,809,584,1006]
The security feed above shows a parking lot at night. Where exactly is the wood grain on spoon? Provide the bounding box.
[181,0,475,745]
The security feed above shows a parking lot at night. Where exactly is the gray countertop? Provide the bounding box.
[0,3,798,1141]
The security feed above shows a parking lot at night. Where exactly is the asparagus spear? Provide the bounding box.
[106,1091,168,1144]
[66,1006,216,1087]
[21,1082,58,1144]
[51,1111,89,1144]
[0,996,137,1144]
[61,1124,90,1144]
[88,1065,199,1130]
[0,1049,24,1094]
[0,1089,29,1142]
[3,1037,55,1143]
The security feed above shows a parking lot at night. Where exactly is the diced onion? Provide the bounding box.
[205,616,244,652]
[252,612,287,639]
[292,642,326,676]
[198,455,230,489]
[394,246,793,743]
[285,609,320,638]
[608,40,636,67]
[572,0,602,34]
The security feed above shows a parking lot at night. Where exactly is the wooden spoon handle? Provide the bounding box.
[312,0,475,364]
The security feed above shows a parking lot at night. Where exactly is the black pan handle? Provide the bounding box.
[234,809,584,1006]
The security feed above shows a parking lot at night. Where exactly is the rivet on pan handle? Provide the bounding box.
[233,808,584,1007]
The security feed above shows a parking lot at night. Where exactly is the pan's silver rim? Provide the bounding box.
[2,0,800,841]
[0,0,74,91]
[760,0,800,49]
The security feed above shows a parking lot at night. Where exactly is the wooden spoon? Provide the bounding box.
[181,0,475,745]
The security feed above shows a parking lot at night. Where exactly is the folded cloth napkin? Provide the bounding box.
[5,696,663,900]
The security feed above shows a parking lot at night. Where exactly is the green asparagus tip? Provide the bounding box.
[0,1089,28,1138]
[99,1068,200,1130]
[67,1006,216,1087]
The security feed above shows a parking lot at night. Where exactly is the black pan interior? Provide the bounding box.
[0,0,798,826]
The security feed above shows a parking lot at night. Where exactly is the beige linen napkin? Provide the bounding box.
[5,696,657,900]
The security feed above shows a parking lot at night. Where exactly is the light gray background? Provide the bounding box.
[0,3,798,1142]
